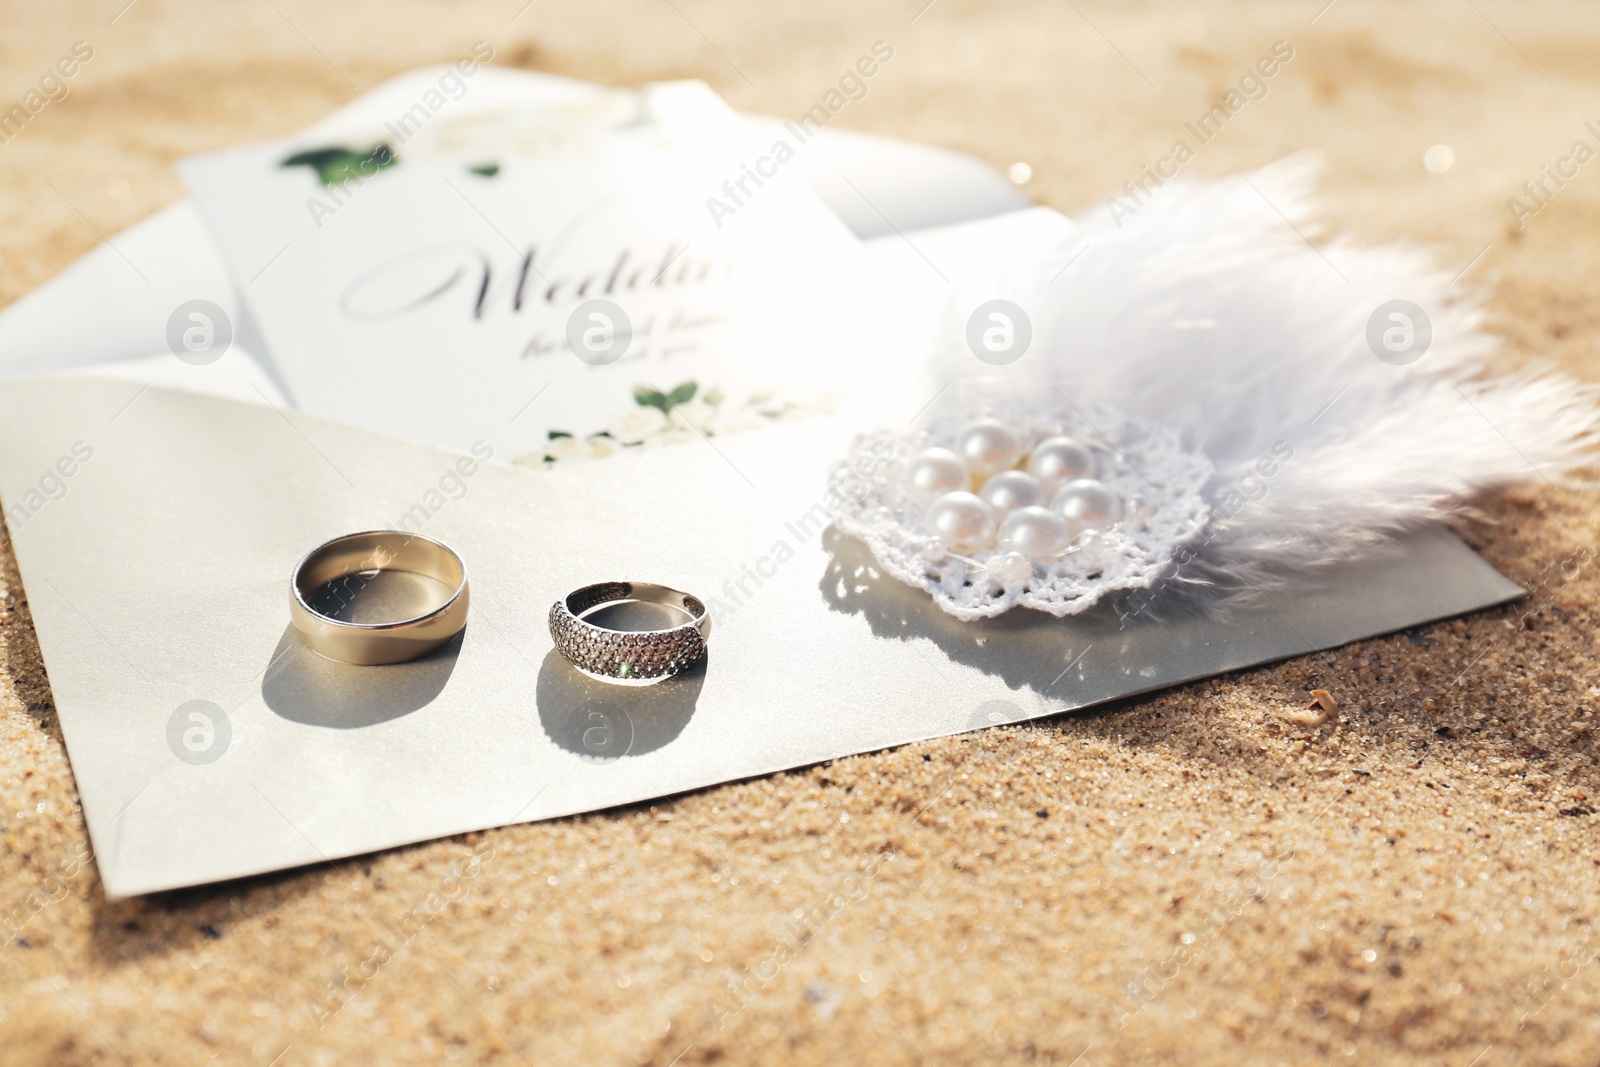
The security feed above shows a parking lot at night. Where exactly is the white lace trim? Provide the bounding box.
[829,401,1214,621]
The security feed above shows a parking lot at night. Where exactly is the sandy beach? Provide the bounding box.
[3,1,1600,1063]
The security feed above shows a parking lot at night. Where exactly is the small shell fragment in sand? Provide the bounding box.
[1286,689,1338,727]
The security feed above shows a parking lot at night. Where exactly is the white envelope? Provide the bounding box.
[0,379,1521,897]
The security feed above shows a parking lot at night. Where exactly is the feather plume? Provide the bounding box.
[936,156,1600,609]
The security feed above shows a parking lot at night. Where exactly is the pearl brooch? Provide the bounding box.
[836,405,1215,621]
[901,423,1130,578]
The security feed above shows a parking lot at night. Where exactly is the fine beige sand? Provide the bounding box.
[4,1,1600,1064]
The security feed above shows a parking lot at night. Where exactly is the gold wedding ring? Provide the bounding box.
[290,531,469,665]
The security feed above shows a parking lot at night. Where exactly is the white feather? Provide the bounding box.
[940,156,1600,607]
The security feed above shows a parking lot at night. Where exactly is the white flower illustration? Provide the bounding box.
[606,406,668,444]
[544,435,587,461]
[643,428,697,449]
[667,398,716,434]
[709,404,769,436]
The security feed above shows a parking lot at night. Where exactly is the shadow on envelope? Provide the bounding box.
[535,650,705,761]
[818,527,1130,695]
[261,625,462,728]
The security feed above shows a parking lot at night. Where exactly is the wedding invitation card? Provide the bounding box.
[180,79,884,463]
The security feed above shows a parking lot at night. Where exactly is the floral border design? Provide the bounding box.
[511,381,813,466]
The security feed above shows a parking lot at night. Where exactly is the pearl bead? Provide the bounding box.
[1027,436,1095,487]
[978,470,1044,519]
[1123,493,1150,530]
[925,491,996,551]
[905,447,968,504]
[1077,529,1121,568]
[955,419,1020,479]
[1054,478,1124,531]
[998,505,1073,561]
[992,550,1033,586]
[920,537,947,563]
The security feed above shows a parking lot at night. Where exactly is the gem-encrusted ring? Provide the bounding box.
[548,581,711,685]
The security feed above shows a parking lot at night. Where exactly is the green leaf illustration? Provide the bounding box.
[664,381,698,409]
[634,387,669,411]
[469,163,501,178]
[281,144,396,186]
